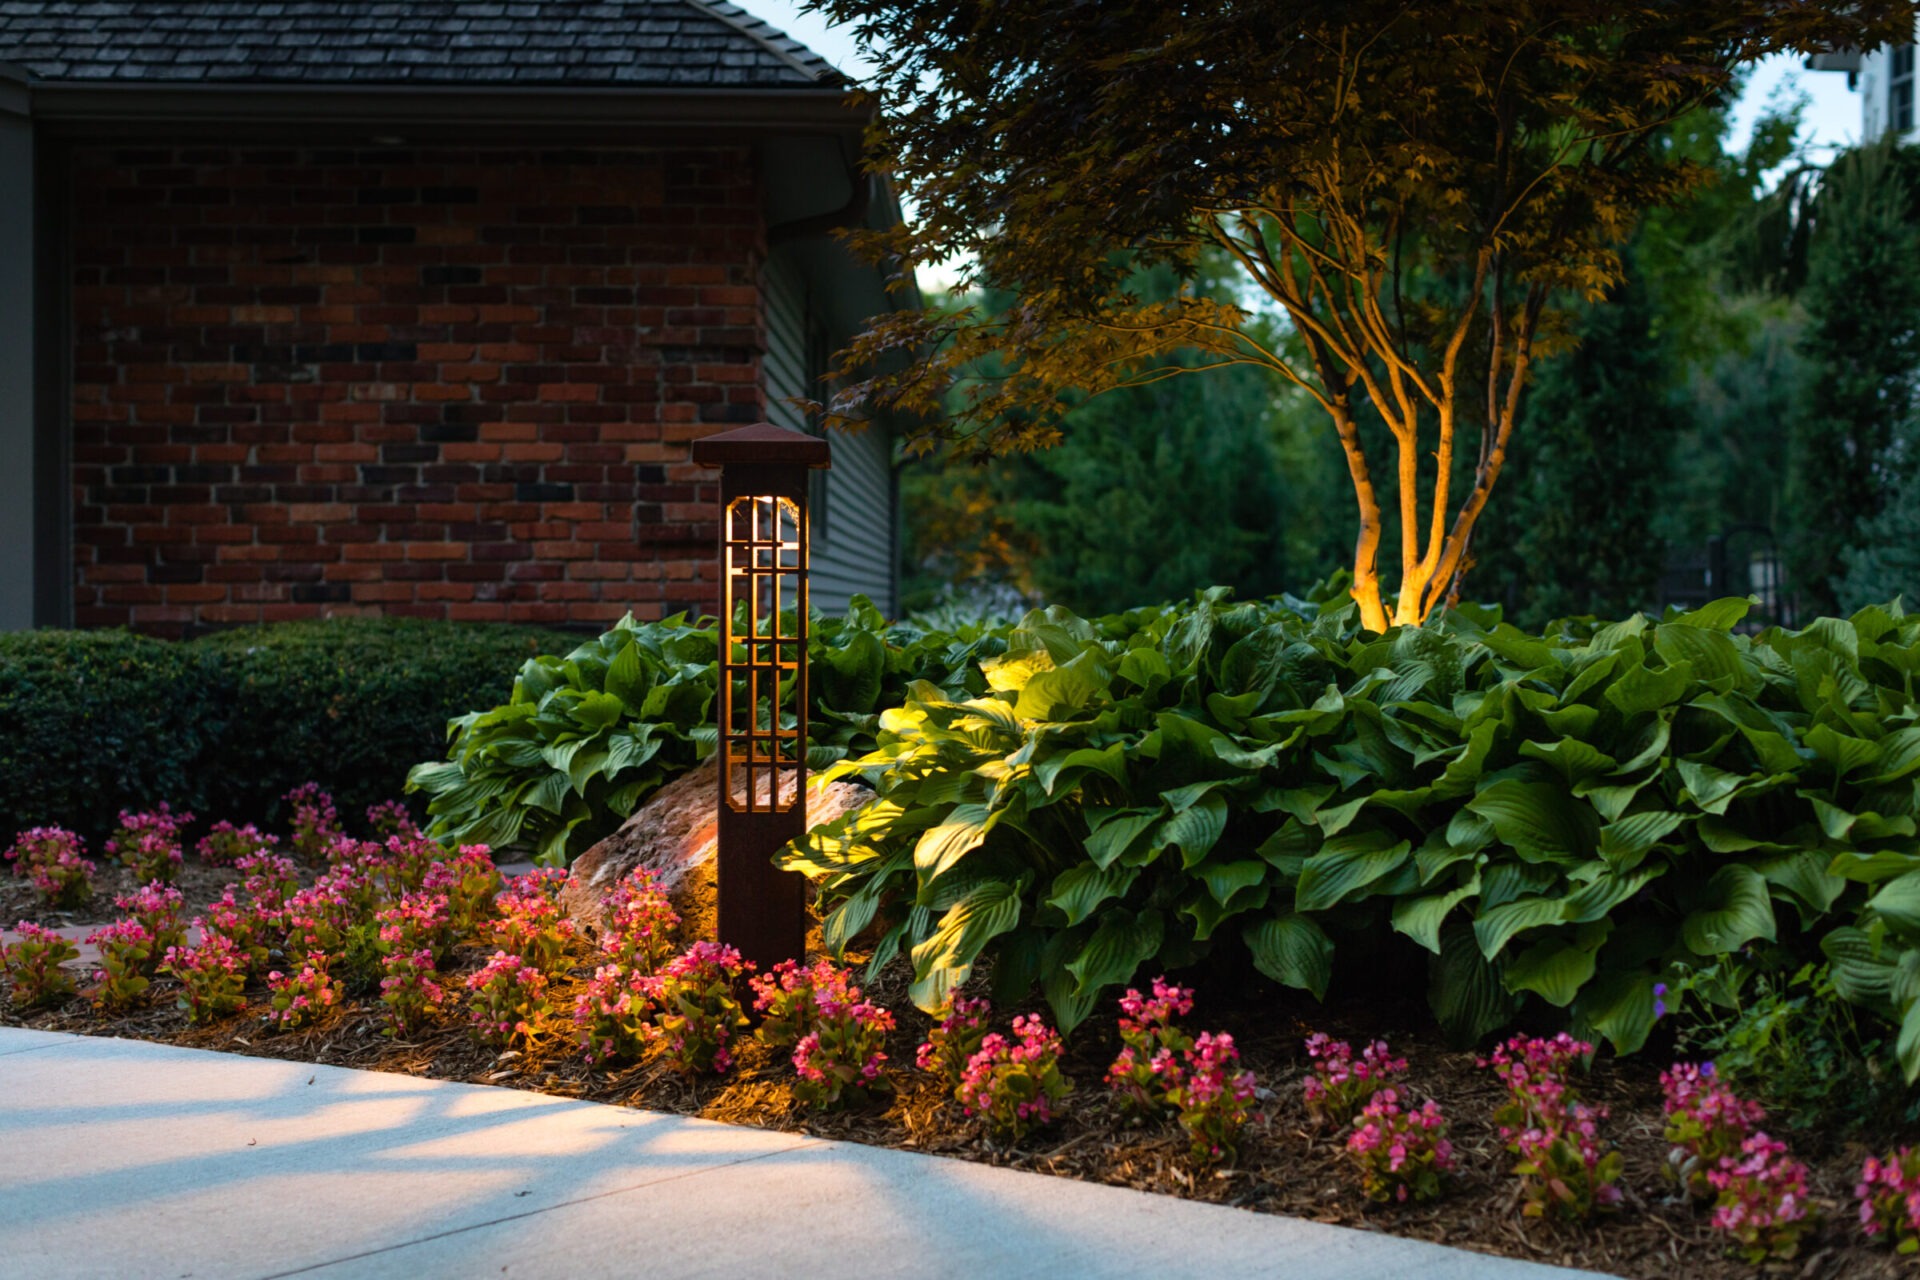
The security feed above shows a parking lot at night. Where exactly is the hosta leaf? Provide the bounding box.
[1244,911,1334,1000]
[1823,926,1897,1011]
[912,803,999,884]
[1575,967,1659,1055]
[526,769,571,815]
[1674,597,1754,631]
[1869,726,1920,783]
[1655,623,1745,688]
[1596,811,1685,865]
[1467,779,1597,861]
[1504,927,1606,1007]
[908,877,1026,1011]
[1162,793,1228,868]
[1806,723,1881,782]
[1829,849,1920,884]
[1066,907,1164,997]
[1084,807,1163,870]
[1197,857,1269,906]
[1035,743,1128,794]
[1046,862,1139,927]
[1392,871,1482,955]
[1014,651,1110,722]
[1899,999,1920,1085]
[1869,870,1920,935]
[1562,864,1663,923]
[1473,894,1567,959]
[1606,660,1694,716]
[1430,920,1519,1046]
[1296,831,1411,912]
[1751,851,1846,926]
[1518,737,1617,786]
[1680,865,1776,957]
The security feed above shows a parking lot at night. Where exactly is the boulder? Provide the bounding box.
[558,756,873,929]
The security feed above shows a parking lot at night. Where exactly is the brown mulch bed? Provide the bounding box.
[0,859,310,931]
[5,859,1917,1280]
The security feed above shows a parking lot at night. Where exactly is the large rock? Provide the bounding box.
[558,756,873,930]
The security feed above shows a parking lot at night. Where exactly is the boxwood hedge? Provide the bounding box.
[0,618,575,843]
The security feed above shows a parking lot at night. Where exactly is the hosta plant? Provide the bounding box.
[284,783,342,863]
[1302,1034,1407,1128]
[573,963,654,1067]
[1166,1030,1258,1167]
[466,951,549,1049]
[1707,1132,1819,1264]
[1661,1062,1766,1201]
[1857,1147,1920,1255]
[1,920,79,1006]
[915,994,993,1089]
[1347,1088,1456,1204]
[196,821,276,867]
[267,953,341,1030]
[1105,977,1195,1120]
[5,827,95,908]
[644,941,752,1074]
[955,1013,1072,1143]
[87,919,154,1012]
[163,936,249,1024]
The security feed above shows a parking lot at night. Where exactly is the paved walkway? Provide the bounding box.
[0,1028,1605,1280]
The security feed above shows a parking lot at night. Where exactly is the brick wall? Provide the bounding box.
[68,144,766,635]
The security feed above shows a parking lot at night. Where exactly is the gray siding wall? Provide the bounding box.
[763,250,896,615]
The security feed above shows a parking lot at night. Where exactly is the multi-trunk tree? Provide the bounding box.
[813,0,1913,630]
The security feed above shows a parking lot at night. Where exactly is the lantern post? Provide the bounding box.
[690,422,832,970]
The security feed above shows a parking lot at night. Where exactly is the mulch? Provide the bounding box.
[5,858,1917,1280]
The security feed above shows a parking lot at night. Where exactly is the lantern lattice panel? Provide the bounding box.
[721,495,806,814]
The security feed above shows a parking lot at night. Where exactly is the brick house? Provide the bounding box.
[0,1,908,635]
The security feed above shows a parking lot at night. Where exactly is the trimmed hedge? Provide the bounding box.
[0,619,576,843]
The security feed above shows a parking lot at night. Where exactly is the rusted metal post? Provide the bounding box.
[690,422,831,970]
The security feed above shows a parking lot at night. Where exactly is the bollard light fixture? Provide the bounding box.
[689,422,832,970]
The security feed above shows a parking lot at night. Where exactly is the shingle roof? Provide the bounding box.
[0,1,843,87]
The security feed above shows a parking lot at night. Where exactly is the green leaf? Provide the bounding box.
[1473,894,1568,959]
[1295,831,1411,912]
[1046,862,1139,927]
[1823,926,1897,1011]
[1869,871,1920,935]
[1391,872,1481,955]
[1244,911,1334,1000]
[1161,793,1228,868]
[1504,928,1605,1008]
[1605,660,1694,716]
[1066,907,1164,997]
[1680,865,1776,957]
[1197,857,1268,906]
[1467,779,1597,861]
[1083,808,1163,870]
[1575,968,1658,1055]
[1429,920,1518,1046]
[1596,810,1685,865]
[1013,650,1109,721]
[908,878,1026,1011]
[912,803,999,884]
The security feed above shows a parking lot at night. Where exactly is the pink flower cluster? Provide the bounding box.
[1484,1034,1620,1221]
[1707,1132,1818,1264]
[266,952,341,1030]
[280,876,361,961]
[365,800,419,841]
[1106,977,1196,1120]
[1346,1087,1456,1203]
[379,947,446,1036]
[283,783,342,863]
[1166,1030,1259,1167]
[573,963,654,1066]
[163,935,249,1024]
[0,919,80,1006]
[600,868,680,973]
[85,918,155,1012]
[115,882,186,958]
[465,950,549,1049]
[784,963,895,1110]
[195,821,276,867]
[915,994,992,1088]
[5,827,96,908]
[956,1013,1072,1143]
[376,891,454,962]
[236,850,302,914]
[1857,1146,1920,1254]
[1302,1033,1407,1126]
[108,805,194,884]
[642,941,752,1074]
[420,845,502,933]
[489,868,577,971]
[1660,1062,1767,1201]
[749,957,856,1051]
[197,887,269,976]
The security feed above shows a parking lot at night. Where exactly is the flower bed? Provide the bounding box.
[4,798,1916,1280]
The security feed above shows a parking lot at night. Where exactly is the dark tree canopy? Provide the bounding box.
[815,0,1915,629]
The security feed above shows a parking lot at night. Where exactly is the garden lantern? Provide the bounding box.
[690,422,832,969]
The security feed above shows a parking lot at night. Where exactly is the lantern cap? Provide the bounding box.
[691,422,832,469]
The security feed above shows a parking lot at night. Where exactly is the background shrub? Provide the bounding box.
[0,618,574,843]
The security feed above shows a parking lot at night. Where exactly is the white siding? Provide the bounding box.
[764,251,897,615]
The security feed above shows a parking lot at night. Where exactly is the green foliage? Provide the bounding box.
[0,619,571,843]
[408,598,1012,864]
[780,588,1920,1071]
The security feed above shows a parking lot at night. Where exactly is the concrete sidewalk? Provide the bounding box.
[0,1028,1605,1280]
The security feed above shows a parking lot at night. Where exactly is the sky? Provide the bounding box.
[745,4,1874,286]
